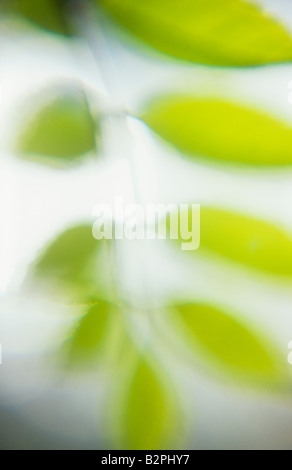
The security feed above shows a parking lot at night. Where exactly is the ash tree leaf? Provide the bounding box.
[113,357,179,450]
[173,303,284,385]
[200,207,292,277]
[1,0,72,36]
[141,95,292,166]
[63,300,116,365]
[98,0,292,66]
[16,90,97,166]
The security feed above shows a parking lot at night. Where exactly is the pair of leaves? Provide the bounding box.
[1,0,71,35]
[173,303,285,386]
[173,206,292,277]
[99,0,292,66]
[141,95,292,166]
[17,88,98,167]
[18,91,292,168]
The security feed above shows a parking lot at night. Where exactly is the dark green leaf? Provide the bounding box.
[174,303,283,384]
[99,0,292,66]
[2,0,71,35]
[17,91,97,165]
[141,95,292,166]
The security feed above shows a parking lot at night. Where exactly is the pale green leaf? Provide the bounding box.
[174,303,283,384]
[1,0,71,35]
[17,92,97,165]
[99,0,292,66]
[200,207,292,276]
[113,357,178,450]
[142,95,292,166]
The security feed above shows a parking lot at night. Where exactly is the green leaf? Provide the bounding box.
[2,0,71,35]
[30,224,101,299]
[28,223,114,303]
[113,357,179,450]
[63,300,115,365]
[98,0,292,66]
[17,91,97,165]
[199,207,292,276]
[174,303,283,384]
[141,95,292,166]
[34,225,96,282]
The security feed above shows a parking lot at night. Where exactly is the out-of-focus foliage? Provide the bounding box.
[173,303,284,385]
[1,0,71,35]
[141,95,292,166]
[16,90,97,166]
[112,357,179,450]
[98,0,292,66]
[5,0,292,452]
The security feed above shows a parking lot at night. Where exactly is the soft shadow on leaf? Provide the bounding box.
[16,89,97,166]
[28,224,109,302]
[141,95,292,166]
[1,0,72,35]
[173,303,285,386]
[62,300,117,366]
[98,0,292,66]
[112,356,180,450]
[200,207,292,277]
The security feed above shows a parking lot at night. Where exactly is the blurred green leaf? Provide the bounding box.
[141,95,292,166]
[29,223,114,304]
[31,224,101,298]
[2,0,71,35]
[17,91,97,165]
[114,357,178,450]
[34,225,96,282]
[200,207,292,276]
[64,300,115,364]
[99,0,292,66]
[174,303,283,384]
